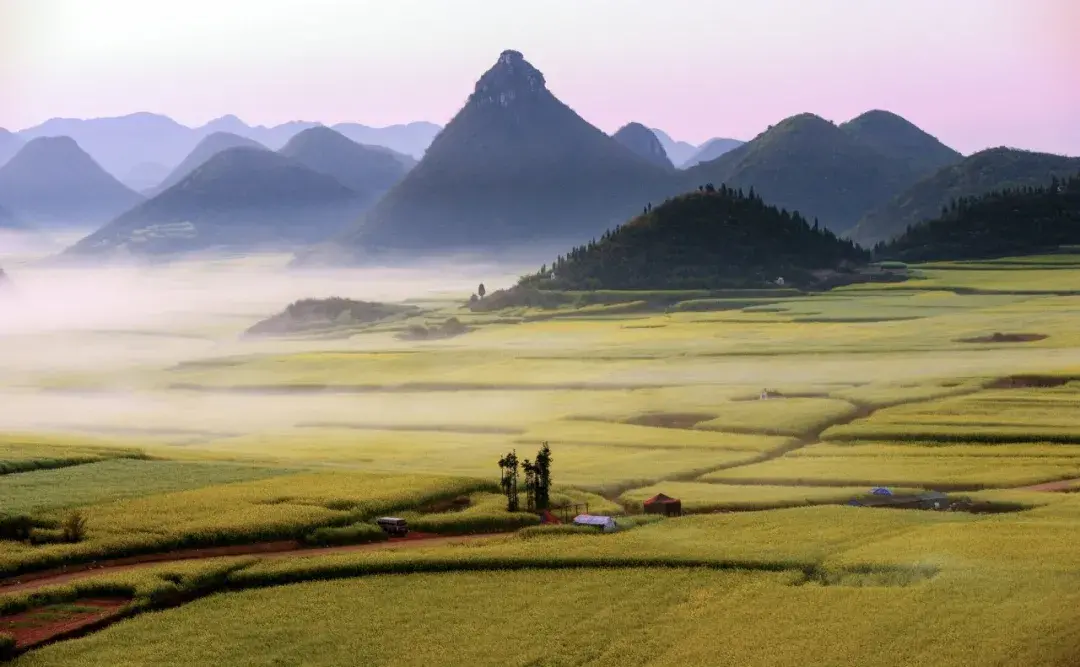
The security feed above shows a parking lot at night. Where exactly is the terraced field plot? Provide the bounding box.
[824,386,1080,443]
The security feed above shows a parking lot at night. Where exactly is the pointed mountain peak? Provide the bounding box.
[612,123,673,169]
[469,50,547,107]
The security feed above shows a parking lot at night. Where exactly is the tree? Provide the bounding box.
[478,283,486,299]
[497,450,519,512]
[522,458,538,512]
[534,442,553,511]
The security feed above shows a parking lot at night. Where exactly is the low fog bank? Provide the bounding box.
[0,253,526,335]
[0,252,527,383]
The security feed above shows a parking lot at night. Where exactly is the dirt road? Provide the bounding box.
[0,532,501,596]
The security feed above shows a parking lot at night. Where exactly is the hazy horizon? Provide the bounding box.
[2,0,1078,155]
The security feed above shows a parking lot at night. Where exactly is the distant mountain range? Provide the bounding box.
[612,123,674,170]
[877,173,1080,262]
[308,50,679,261]
[65,147,364,257]
[0,136,144,228]
[680,138,745,168]
[64,126,410,257]
[650,129,698,167]
[14,114,442,183]
[147,132,268,197]
[850,148,1080,245]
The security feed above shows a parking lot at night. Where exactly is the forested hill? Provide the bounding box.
[875,174,1080,262]
[522,185,867,290]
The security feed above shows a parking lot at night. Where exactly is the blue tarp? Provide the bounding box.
[573,514,614,526]
[870,487,893,496]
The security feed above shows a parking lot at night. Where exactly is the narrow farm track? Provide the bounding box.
[1020,478,1080,492]
[0,533,501,596]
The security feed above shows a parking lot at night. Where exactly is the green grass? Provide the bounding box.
[701,450,1080,489]
[0,472,494,577]
[824,387,1080,444]
[0,460,294,515]
[693,397,860,437]
[26,568,1080,667]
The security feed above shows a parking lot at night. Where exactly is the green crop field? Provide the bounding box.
[3,255,1080,664]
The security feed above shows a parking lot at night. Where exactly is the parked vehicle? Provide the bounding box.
[375,517,409,536]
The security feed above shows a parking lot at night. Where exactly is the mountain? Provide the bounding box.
[612,123,674,169]
[876,173,1080,262]
[17,113,194,179]
[522,186,866,290]
[680,138,745,168]
[121,162,171,192]
[331,122,442,159]
[16,114,440,179]
[318,50,678,258]
[849,148,1080,245]
[840,110,962,176]
[278,127,410,203]
[147,132,267,196]
[0,137,144,227]
[64,147,362,256]
[0,129,23,167]
[196,116,439,158]
[650,129,698,168]
[683,113,918,232]
[194,116,318,150]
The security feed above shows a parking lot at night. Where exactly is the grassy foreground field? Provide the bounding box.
[2,255,1080,664]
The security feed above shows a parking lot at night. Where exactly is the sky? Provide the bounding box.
[1,0,1078,155]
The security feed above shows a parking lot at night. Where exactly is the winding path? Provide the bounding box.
[0,533,500,596]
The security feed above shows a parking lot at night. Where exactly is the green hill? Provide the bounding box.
[522,185,867,290]
[839,110,962,176]
[875,173,1080,262]
[850,148,1080,245]
[682,113,917,232]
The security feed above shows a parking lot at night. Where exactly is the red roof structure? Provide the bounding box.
[643,493,682,516]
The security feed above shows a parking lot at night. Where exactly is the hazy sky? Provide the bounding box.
[2,0,1077,154]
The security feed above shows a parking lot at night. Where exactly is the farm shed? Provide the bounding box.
[643,493,682,517]
[573,514,618,533]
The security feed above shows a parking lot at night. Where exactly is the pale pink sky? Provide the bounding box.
[2,0,1078,154]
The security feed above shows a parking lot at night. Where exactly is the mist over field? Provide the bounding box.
[0,249,530,434]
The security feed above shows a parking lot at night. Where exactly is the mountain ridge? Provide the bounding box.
[682,112,924,232]
[147,132,268,196]
[849,147,1080,245]
[65,147,363,257]
[612,123,674,169]
[278,127,410,204]
[0,136,144,227]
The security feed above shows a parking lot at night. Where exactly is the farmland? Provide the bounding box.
[2,254,1080,663]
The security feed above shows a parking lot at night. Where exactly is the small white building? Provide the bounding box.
[573,514,618,533]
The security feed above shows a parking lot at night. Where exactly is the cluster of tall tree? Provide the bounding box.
[498,443,552,513]
[521,185,867,290]
[874,174,1080,262]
